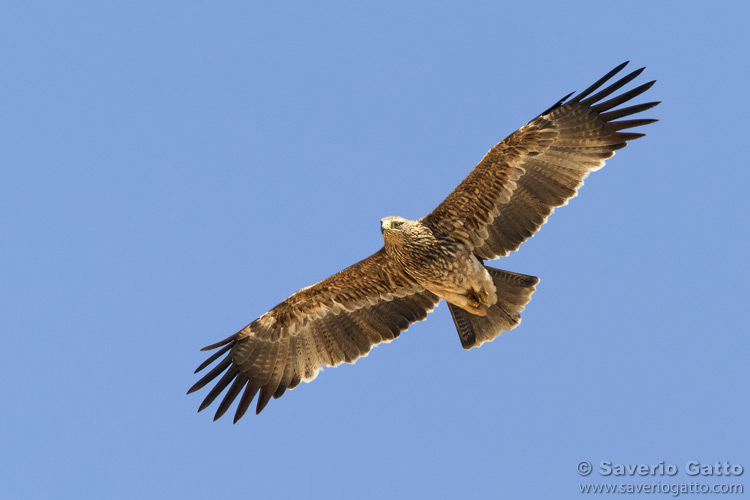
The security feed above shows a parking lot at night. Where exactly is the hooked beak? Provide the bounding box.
[380,219,391,234]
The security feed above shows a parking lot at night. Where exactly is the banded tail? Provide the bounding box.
[448,267,539,349]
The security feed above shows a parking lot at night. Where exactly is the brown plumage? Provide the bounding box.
[188,61,659,422]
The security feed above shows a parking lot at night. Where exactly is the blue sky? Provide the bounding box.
[2,2,748,499]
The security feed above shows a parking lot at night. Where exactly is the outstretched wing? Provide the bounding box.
[424,62,659,259]
[188,248,439,422]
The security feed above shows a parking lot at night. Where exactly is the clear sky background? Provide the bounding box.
[2,2,748,499]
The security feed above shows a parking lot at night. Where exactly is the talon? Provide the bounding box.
[464,289,490,314]
[467,289,489,308]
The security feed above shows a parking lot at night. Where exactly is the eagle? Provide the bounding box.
[189,62,658,422]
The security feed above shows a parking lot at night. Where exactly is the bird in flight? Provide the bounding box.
[189,62,658,422]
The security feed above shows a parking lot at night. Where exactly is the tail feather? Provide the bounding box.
[448,267,539,350]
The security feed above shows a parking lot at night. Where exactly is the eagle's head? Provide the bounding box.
[380,216,428,248]
[380,215,408,234]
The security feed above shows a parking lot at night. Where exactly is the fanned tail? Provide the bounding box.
[448,267,539,349]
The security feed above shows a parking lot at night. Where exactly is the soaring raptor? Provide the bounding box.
[189,62,658,422]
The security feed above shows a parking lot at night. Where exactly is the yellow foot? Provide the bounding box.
[465,289,490,314]
[468,289,489,307]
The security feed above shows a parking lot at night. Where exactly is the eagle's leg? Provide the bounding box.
[434,285,493,316]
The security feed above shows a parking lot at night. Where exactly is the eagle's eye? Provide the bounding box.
[391,220,403,229]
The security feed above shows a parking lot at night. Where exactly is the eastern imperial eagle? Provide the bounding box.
[189,62,658,422]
